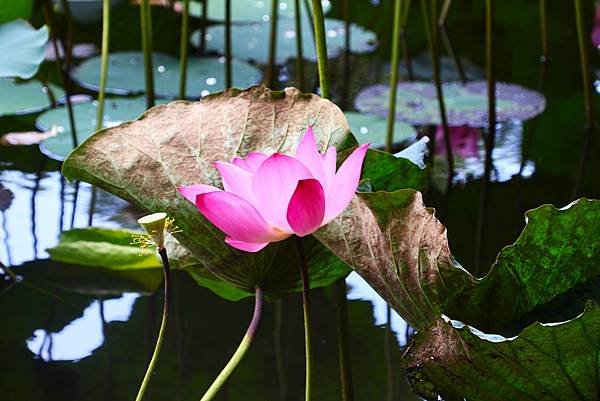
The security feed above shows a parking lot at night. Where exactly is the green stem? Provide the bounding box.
[140,0,155,108]
[474,0,496,276]
[135,247,171,401]
[294,0,305,91]
[400,0,413,81]
[295,236,313,401]
[267,0,279,88]
[386,0,403,153]
[225,0,232,88]
[179,0,190,99]
[335,279,354,401]
[199,287,264,401]
[438,0,466,83]
[537,0,548,90]
[572,0,595,197]
[309,0,329,98]
[96,0,110,132]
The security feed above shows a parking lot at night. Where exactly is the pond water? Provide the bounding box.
[1,0,599,400]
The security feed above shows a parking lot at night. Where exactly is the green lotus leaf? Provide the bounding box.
[37,97,168,161]
[0,20,47,79]
[192,18,377,64]
[71,52,262,98]
[315,193,600,332]
[0,78,64,117]
[0,0,33,23]
[403,303,600,401]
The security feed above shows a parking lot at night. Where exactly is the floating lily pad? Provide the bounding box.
[0,20,47,79]
[192,18,377,64]
[186,0,331,23]
[0,78,64,117]
[397,52,484,81]
[355,81,546,127]
[345,111,416,148]
[53,0,123,25]
[37,96,167,161]
[71,52,263,98]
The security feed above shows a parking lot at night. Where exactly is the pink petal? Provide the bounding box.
[286,179,326,237]
[178,184,221,204]
[252,153,313,231]
[295,127,327,188]
[215,161,254,202]
[196,191,285,243]
[232,151,269,173]
[324,144,369,223]
[225,237,271,252]
[322,146,337,189]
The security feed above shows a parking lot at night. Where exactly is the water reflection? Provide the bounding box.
[27,293,139,361]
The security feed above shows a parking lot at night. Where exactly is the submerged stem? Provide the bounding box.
[135,247,171,401]
[200,287,264,401]
[179,0,190,99]
[295,236,313,401]
[386,0,404,153]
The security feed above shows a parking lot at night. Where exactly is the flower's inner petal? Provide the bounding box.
[232,151,269,173]
[195,191,285,243]
[252,153,313,232]
[324,144,369,223]
[295,127,327,189]
[225,237,271,253]
[178,184,221,204]
[286,179,326,237]
[215,161,255,202]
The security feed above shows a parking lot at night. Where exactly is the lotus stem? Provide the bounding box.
[135,246,171,401]
[309,0,330,98]
[59,0,75,70]
[538,0,549,90]
[179,0,190,99]
[42,0,78,149]
[199,0,208,55]
[267,0,279,88]
[420,0,454,177]
[474,0,496,275]
[294,0,305,91]
[140,0,155,108]
[572,0,595,198]
[225,0,232,88]
[386,0,404,153]
[199,287,264,401]
[335,279,354,401]
[295,236,313,401]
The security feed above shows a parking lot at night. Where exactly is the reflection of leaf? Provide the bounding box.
[0,127,58,146]
[47,227,161,270]
[0,20,47,79]
[404,304,600,401]
[62,86,355,300]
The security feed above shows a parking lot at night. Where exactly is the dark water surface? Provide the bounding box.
[1,0,599,400]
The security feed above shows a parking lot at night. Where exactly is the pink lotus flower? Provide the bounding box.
[178,127,369,252]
